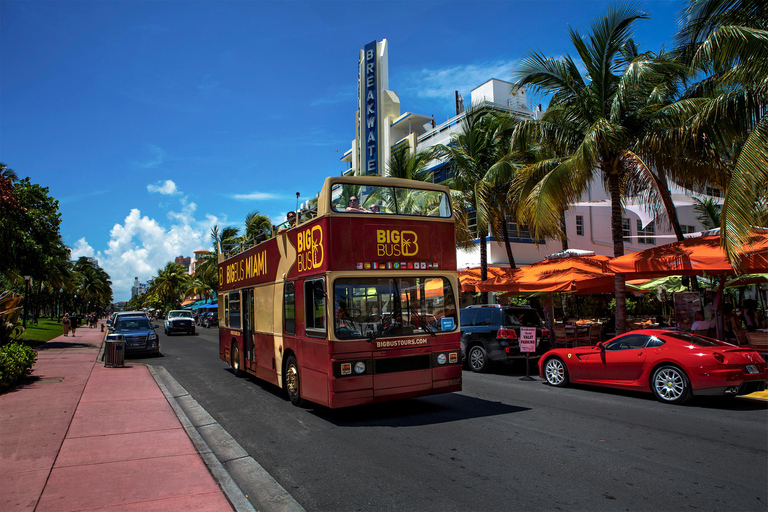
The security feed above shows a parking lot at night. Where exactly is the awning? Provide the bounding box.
[475,255,614,295]
[605,234,768,279]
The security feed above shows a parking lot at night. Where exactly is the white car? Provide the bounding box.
[164,310,196,336]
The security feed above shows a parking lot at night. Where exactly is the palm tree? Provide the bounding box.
[149,262,191,310]
[512,5,670,334]
[694,197,722,229]
[244,210,273,242]
[675,0,768,264]
[386,143,440,182]
[439,107,518,301]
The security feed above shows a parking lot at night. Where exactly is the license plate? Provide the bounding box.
[746,365,759,374]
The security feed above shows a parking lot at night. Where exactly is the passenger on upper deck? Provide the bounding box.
[369,203,381,213]
[346,196,370,213]
[278,211,296,233]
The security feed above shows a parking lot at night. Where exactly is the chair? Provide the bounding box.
[552,324,573,348]
[582,324,602,345]
[746,331,768,352]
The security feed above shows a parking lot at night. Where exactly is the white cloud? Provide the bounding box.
[88,202,225,302]
[70,238,95,258]
[231,191,284,201]
[399,59,521,100]
[147,179,180,195]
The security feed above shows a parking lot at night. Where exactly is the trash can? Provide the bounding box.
[105,338,125,368]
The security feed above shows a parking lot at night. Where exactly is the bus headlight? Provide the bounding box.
[437,353,447,365]
[354,361,366,374]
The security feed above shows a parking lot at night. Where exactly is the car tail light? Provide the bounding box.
[497,328,517,340]
[542,328,549,338]
[713,353,725,364]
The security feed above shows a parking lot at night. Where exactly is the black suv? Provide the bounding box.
[460,305,550,372]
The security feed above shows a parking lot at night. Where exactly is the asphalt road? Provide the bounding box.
[135,327,768,512]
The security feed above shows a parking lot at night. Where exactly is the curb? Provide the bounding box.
[147,365,305,512]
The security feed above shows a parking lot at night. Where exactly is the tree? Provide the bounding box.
[244,210,273,242]
[148,262,191,310]
[513,5,668,333]
[675,0,768,264]
[439,107,518,301]
[0,177,69,282]
[386,143,440,182]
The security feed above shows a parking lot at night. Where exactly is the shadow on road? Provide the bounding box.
[313,393,530,427]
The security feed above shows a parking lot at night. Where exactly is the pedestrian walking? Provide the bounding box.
[70,314,79,336]
[61,313,71,336]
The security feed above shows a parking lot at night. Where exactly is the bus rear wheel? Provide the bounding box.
[231,342,244,378]
[284,355,305,407]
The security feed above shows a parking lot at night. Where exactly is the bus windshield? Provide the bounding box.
[331,183,451,217]
[333,277,457,340]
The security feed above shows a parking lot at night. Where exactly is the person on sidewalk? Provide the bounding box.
[61,313,71,336]
[70,314,79,336]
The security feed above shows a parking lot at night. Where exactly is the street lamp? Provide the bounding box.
[23,276,31,328]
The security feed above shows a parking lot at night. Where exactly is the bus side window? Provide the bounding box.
[284,281,296,335]
[229,292,241,329]
[224,296,229,327]
[304,278,327,338]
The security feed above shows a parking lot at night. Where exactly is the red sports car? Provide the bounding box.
[538,330,767,404]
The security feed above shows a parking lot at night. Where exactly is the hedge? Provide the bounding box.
[0,343,37,392]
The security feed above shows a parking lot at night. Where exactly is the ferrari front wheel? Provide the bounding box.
[544,357,569,387]
[652,365,691,404]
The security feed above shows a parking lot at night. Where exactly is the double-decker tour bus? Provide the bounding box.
[217,176,461,408]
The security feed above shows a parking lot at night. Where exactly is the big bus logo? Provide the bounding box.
[376,229,419,257]
[298,225,324,272]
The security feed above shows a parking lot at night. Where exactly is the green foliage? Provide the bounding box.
[609,297,637,316]
[0,342,37,392]
[0,291,24,347]
[0,177,69,281]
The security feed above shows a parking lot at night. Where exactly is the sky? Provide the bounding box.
[1,0,685,301]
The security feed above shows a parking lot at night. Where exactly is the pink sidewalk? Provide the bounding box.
[0,323,232,511]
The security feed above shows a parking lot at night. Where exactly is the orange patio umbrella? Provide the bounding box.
[605,234,768,279]
[475,255,615,295]
[458,266,510,292]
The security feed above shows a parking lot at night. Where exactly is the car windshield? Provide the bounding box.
[115,318,153,331]
[664,332,727,347]
[169,311,192,318]
[334,277,457,340]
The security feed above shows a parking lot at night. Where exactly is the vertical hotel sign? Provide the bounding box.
[362,41,378,175]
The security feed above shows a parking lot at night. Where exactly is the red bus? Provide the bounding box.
[217,176,461,408]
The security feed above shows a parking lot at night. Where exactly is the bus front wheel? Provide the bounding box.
[284,355,305,407]
[231,342,244,378]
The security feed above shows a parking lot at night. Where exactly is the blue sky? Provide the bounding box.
[1,0,683,300]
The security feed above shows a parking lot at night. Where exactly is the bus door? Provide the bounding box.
[242,289,255,367]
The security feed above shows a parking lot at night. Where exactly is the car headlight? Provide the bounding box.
[354,361,366,374]
[149,332,157,340]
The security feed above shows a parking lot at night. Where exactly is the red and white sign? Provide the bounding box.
[520,327,537,353]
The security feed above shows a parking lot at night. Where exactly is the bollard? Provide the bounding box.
[101,323,105,332]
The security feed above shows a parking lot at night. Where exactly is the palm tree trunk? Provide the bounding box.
[609,170,628,334]
[560,212,569,251]
[480,233,489,304]
[655,173,700,289]
[655,173,684,241]
[501,217,517,269]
